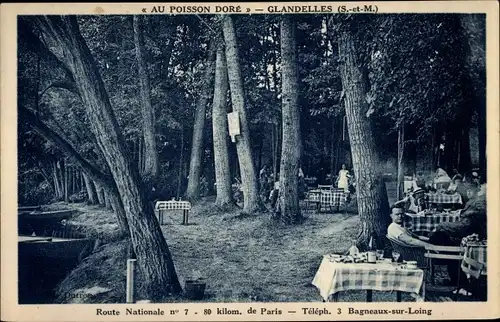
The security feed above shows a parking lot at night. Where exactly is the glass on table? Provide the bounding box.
[392,251,401,263]
[376,249,384,260]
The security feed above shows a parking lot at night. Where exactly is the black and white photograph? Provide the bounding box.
[4,2,497,318]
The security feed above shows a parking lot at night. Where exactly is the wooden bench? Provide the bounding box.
[155,200,192,225]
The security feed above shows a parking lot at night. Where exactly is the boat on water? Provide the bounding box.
[18,208,79,235]
[18,235,94,260]
[18,235,95,304]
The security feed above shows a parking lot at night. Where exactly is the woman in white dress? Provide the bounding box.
[337,164,351,192]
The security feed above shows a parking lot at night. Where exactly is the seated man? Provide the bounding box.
[387,207,431,248]
[428,189,485,288]
[429,186,485,245]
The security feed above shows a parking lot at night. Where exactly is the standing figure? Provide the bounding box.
[337,164,351,192]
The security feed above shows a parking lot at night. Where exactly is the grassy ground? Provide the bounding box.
[54,183,426,303]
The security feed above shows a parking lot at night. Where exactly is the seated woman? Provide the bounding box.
[387,207,431,248]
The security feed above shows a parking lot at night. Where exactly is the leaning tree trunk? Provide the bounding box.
[186,43,216,202]
[212,43,233,209]
[33,16,181,298]
[222,15,262,214]
[20,105,130,235]
[276,16,302,224]
[82,172,98,204]
[133,15,159,180]
[338,30,391,249]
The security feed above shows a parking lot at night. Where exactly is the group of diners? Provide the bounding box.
[387,167,486,296]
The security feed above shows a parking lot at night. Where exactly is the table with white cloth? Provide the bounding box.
[312,255,425,302]
[306,189,348,212]
[404,211,462,236]
[425,192,463,207]
[155,200,192,225]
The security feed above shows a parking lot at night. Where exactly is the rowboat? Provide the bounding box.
[18,235,94,260]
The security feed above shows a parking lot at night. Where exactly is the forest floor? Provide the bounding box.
[54,182,449,303]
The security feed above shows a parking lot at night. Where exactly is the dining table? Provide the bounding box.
[403,210,462,236]
[312,254,425,302]
[306,189,348,213]
[425,192,463,207]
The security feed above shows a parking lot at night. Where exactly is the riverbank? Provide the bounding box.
[53,186,423,303]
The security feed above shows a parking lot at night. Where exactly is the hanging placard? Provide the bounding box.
[227,111,240,142]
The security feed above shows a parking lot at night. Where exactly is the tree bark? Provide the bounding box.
[93,180,105,205]
[52,161,63,199]
[133,16,159,180]
[32,16,181,298]
[64,162,69,202]
[186,43,216,202]
[212,43,234,209]
[338,29,391,249]
[397,125,405,200]
[222,15,262,214]
[177,128,185,199]
[276,16,302,224]
[82,172,98,204]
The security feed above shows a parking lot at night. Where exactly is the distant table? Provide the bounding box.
[155,200,192,225]
[404,211,462,236]
[312,255,425,302]
[307,189,348,212]
[425,192,462,207]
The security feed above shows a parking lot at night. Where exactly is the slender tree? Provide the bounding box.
[212,42,233,209]
[133,15,159,180]
[222,15,262,214]
[82,172,98,204]
[186,43,216,201]
[276,16,302,224]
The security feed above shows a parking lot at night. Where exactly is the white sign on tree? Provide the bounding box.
[227,111,240,142]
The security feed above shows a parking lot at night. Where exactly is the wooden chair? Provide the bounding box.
[461,257,486,300]
[424,244,464,300]
[386,235,427,268]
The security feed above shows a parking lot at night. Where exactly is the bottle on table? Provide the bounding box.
[348,239,360,256]
[367,236,377,263]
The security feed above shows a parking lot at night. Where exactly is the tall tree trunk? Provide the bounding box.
[222,15,262,214]
[186,43,216,202]
[397,125,405,200]
[276,16,302,224]
[338,29,391,249]
[104,189,112,210]
[133,15,159,180]
[212,43,233,209]
[83,172,98,204]
[32,16,181,298]
[64,162,69,202]
[176,128,184,199]
[330,117,336,185]
[94,180,105,205]
[52,161,62,198]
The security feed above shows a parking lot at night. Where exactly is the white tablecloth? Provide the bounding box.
[312,255,424,301]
